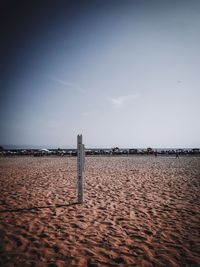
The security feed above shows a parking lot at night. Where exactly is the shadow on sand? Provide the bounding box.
[0,202,79,213]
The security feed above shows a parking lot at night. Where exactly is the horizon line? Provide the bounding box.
[1,144,199,150]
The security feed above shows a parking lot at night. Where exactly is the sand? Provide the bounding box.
[0,156,200,267]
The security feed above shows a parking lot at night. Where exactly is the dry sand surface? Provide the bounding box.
[0,156,200,267]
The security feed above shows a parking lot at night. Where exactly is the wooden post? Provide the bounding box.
[77,134,84,203]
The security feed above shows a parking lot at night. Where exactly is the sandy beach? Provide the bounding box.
[0,156,200,267]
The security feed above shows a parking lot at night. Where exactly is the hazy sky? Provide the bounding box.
[1,0,200,148]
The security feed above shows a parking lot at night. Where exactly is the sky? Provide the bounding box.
[1,0,200,148]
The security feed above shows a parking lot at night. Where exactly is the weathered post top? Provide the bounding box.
[77,134,82,145]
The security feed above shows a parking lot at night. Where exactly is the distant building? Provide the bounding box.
[147,147,153,154]
[192,148,200,154]
[129,149,138,154]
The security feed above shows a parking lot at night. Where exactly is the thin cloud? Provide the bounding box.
[81,111,89,117]
[47,120,61,129]
[108,93,138,108]
[81,109,100,117]
[47,75,85,93]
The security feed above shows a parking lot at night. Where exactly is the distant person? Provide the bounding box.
[154,150,158,157]
[176,152,179,158]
